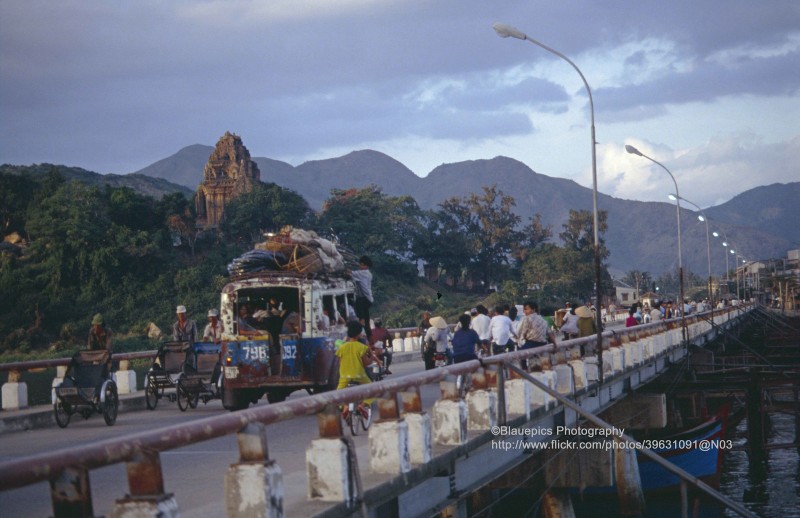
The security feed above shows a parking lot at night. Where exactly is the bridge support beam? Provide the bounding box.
[1,370,28,410]
[542,490,576,518]
[224,422,283,518]
[401,387,432,464]
[111,447,179,518]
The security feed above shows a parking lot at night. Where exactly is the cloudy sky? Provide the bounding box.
[1,0,798,208]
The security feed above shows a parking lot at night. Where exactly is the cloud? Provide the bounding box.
[601,135,800,208]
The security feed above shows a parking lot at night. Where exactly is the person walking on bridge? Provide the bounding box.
[517,301,556,351]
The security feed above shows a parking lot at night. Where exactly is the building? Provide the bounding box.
[195,132,260,229]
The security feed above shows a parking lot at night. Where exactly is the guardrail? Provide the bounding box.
[0,306,756,517]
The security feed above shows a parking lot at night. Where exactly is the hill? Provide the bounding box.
[0,163,193,199]
[99,148,800,275]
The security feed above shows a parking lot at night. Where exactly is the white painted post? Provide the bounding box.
[1,370,28,410]
[306,439,351,501]
[466,390,497,431]
[432,399,467,446]
[369,419,411,474]
[113,360,137,395]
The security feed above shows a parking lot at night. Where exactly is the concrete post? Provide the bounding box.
[369,393,411,474]
[465,370,497,431]
[400,388,432,465]
[584,356,598,383]
[2,370,28,410]
[51,365,67,404]
[306,438,351,501]
[113,360,137,395]
[505,378,532,419]
[432,378,467,446]
[432,399,467,445]
[567,360,587,392]
[554,363,575,395]
[224,423,283,518]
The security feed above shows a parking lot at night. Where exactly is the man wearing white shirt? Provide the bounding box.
[470,305,491,355]
[489,305,516,355]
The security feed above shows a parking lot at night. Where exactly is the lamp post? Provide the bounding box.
[671,194,713,305]
[626,144,686,340]
[493,22,604,376]
[729,247,740,300]
[712,229,730,285]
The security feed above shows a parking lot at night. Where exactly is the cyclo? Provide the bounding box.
[144,341,222,411]
[53,349,119,428]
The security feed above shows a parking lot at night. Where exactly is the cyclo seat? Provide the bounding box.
[156,341,190,374]
[68,350,111,388]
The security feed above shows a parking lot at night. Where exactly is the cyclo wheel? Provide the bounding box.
[54,399,71,428]
[176,382,190,412]
[145,372,159,410]
[102,382,119,426]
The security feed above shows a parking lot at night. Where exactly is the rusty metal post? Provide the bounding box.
[439,375,459,400]
[50,466,93,518]
[125,447,166,497]
[400,386,423,414]
[112,448,179,517]
[376,392,401,421]
[317,402,344,438]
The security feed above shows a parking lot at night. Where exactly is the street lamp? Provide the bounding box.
[493,22,604,373]
[712,230,730,284]
[626,144,686,340]
[670,194,713,305]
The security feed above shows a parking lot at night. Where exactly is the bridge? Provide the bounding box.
[0,306,768,517]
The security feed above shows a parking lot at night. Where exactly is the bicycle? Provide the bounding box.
[341,381,372,436]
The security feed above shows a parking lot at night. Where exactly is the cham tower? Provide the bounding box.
[195,132,260,228]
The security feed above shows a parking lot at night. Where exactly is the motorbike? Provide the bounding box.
[433,351,448,368]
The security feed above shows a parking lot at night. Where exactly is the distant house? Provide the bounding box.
[640,291,660,309]
[613,279,639,308]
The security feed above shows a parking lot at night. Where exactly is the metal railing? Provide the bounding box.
[0,306,756,517]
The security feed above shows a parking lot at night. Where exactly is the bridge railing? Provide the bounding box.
[0,306,755,517]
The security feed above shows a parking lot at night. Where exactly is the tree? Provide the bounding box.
[438,185,522,288]
[624,270,652,296]
[317,186,421,258]
[521,244,589,304]
[559,209,609,262]
[222,182,312,245]
[513,213,552,264]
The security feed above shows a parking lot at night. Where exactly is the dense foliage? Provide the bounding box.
[0,167,619,357]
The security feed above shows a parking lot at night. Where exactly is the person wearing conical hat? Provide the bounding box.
[575,304,596,338]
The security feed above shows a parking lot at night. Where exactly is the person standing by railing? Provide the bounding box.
[87,313,112,353]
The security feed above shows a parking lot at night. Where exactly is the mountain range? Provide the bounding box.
[7,145,798,278]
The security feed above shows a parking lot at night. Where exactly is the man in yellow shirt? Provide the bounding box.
[336,321,380,414]
[336,321,379,389]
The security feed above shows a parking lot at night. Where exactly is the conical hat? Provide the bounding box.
[429,316,448,329]
[575,306,594,318]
